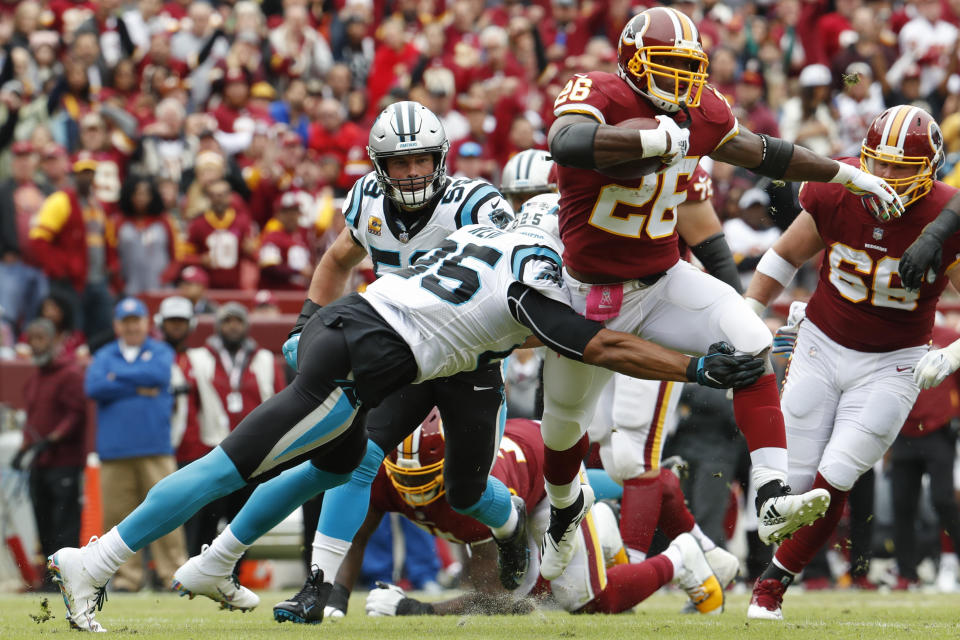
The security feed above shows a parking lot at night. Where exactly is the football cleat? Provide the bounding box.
[274,566,332,624]
[540,485,595,581]
[171,547,259,612]
[48,545,108,632]
[493,495,530,590]
[670,533,724,615]
[747,577,786,620]
[704,546,740,589]
[757,485,830,545]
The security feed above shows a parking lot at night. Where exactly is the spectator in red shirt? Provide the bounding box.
[735,69,781,138]
[366,16,420,117]
[13,317,88,591]
[185,179,257,290]
[258,192,312,290]
[307,98,367,190]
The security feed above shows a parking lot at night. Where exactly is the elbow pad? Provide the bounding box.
[752,134,794,180]
[690,232,743,294]
[550,122,600,170]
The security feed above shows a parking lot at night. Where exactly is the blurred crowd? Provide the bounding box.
[4,0,960,597]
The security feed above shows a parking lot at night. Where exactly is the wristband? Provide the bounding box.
[829,161,858,185]
[755,249,798,288]
[637,128,668,158]
[396,598,436,616]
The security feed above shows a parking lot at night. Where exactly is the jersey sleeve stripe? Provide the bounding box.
[344,180,364,228]
[511,245,563,280]
[711,118,740,153]
[554,103,606,124]
[456,184,499,228]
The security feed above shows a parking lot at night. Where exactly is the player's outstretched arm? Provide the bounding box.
[307,227,369,307]
[547,113,689,171]
[744,211,825,314]
[899,194,960,291]
[711,125,904,221]
[507,283,763,388]
[913,265,960,390]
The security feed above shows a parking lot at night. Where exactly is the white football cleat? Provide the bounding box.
[757,488,830,545]
[172,547,260,612]
[670,533,724,615]
[747,578,786,620]
[540,485,595,581]
[48,546,108,632]
[705,546,740,589]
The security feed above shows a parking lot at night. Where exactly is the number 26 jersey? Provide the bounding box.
[801,158,960,352]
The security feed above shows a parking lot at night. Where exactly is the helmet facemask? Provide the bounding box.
[860,143,937,209]
[371,148,449,210]
[383,455,445,507]
[628,46,709,112]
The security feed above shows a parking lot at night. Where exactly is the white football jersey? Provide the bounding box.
[362,224,568,382]
[343,172,513,277]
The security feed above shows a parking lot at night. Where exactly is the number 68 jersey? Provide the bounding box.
[342,172,511,277]
[362,224,569,383]
[801,158,960,352]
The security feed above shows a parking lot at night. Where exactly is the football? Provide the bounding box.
[597,117,665,180]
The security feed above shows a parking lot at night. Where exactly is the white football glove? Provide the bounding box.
[365,581,406,617]
[831,163,905,222]
[638,115,690,167]
[913,346,960,390]
[323,605,345,620]
[771,301,807,358]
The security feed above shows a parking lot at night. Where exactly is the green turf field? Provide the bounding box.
[2,589,959,639]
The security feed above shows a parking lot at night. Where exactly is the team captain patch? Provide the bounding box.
[368,216,383,236]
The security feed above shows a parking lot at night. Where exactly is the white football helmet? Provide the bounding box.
[500,149,556,210]
[511,193,562,249]
[368,101,450,209]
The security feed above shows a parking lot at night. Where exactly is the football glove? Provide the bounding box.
[366,582,406,616]
[639,115,690,167]
[899,233,941,292]
[913,344,960,390]
[832,163,904,222]
[771,301,808,358]
[686,341,765,389]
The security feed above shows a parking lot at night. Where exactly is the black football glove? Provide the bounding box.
[290,299,323,339]
[899,233,942,292]
[686,341,765,389]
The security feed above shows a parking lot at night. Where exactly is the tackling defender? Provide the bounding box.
[537,6,904,580]
[743,105,960,620]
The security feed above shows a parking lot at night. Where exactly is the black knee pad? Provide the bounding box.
[310,418,368,475]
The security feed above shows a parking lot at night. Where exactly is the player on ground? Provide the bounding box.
[741,105,960,620]
[47,201,764,632]
[538,5,904,580]
[334,415,727,618]
[173,101,535,622]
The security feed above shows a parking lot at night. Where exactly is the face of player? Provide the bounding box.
[385,153,436,192]
[867,158,922,195]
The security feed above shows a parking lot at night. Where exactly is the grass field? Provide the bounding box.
[2,588,959,639]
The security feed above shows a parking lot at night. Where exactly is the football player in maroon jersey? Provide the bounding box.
[539,6,903,580]
[323,415,726,618]
[742,105,960,620]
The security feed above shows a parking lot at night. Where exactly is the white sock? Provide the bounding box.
[662,544,683,577]
[199,526,250,576]
[627,547,647,563]
[83,527,134,585]
[688,524,716,552]
[545,477,582,509]
[311,532,351,585]
[941,552,959,571]
[490,504,519,540]
[771,556,797,576]
[751,462,787,490]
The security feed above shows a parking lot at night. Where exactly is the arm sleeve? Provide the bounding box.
[507,282,602,361]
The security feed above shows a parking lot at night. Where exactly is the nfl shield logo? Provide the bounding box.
[873,227,884,241]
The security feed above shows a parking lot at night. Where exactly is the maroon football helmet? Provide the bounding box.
[617,7,709,113]
[383,408,446,507]
[861,105,944,208]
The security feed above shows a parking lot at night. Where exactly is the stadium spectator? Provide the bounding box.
[29,153,116,339]
[0,140,51,332]
[734,69,780,139]
[269,0,332,82]
[890,321,960,589]
[779,63,842,157]
[19,294,90,364]
[13,317,88,590]
[258,192,312,290]
[38,144,71,191]
[115,175,181,295]
[834,62,886,157]
[307,98,366,190]
[84,297,186,592]
[185,178,257,289]
[176,265,217,315]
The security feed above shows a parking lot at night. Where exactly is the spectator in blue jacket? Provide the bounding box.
[84,297,186,592]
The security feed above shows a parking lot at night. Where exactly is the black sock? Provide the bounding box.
[759,561,795,588]
[755,479,790,514]
[548,491,584,543]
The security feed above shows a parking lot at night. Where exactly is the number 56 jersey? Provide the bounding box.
[362,224,569,382]
[801,158,960,352]
[343,172,511,277]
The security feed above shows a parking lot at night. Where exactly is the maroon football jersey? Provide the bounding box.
[370,419,546,544]
[258,228,312,290]
[801,158,960,352]
[552,71,738,279]
[187,209,254,289]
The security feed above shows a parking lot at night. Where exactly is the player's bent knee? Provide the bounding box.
[310,425,369,476]
[601,439,647,484]
[717,302,773,356]
[540,413,587,451]
[816,464,855,493]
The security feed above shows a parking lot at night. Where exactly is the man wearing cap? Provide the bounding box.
[185,178,257,289]
[0,140,52,331]
[259,192,313,290]
[84,297,186,591]
[29,151,117,338]
[177,265,217,314]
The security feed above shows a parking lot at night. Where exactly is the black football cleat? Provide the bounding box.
[493,496,530,590]
[273,565,332,624]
